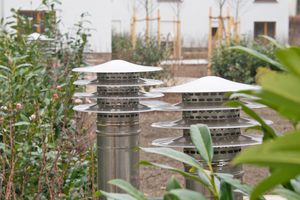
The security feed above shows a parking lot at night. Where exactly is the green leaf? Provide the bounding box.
[95,190,137,200]
[20,114,30,122]
[0,75,7,80]
[164,176,182,200]
[224,101,280,139]
[216,173,252,196]
[259,35,285,49]
[136,161,210,188]
[0,65,11,72]
[291,178,300,194]
[250,168,300,200]
[273,188,300,200]
[232,131,300,169]
[190,124,213,164]
[15,63,32,69]
[166,176,182,191]
[276,47,300,77]
[135,147,203,170]
[245,125,262,132]
[108,179,147,200]
[166,189,207,200]
[220,180,233,200]
[13,122,30,126]
[227,46,285,71]
[197,169,214,190]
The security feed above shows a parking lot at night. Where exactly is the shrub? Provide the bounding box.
[112,31,172,81]
[210,37,279,84]
[0,1,97,199]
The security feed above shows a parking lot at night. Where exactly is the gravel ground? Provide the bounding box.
[138,94,295,198]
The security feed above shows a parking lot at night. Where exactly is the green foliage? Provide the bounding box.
[210,37,279,84]
[226,38,300,200]
[112,31,171,80]
[0,0,97,199]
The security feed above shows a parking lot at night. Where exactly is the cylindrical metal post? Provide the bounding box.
[150,76,273,200]
[72,60,163,199]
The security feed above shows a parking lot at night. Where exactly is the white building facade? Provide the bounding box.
[112,0,290,46]
[0,0,112,53]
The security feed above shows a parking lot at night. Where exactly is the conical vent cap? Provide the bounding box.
[151,76,261,93]
[72,60,162,73]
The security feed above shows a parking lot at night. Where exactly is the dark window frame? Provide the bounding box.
[254,22,276,44]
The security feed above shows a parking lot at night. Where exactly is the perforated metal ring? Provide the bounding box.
[97,72,139,81]
[182,109,240,120]
[97,99,140,108]
[183,128,241,139]
[182,92,239,103]
[97,86,139,95]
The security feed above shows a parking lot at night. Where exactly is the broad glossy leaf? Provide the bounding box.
[220,180,233,200]
[290,179,300,194]
[276,47,300,77]
[166,176,182,191]
[232,131,300,169]
[250,168,300,200]
[13,121,30,126]
[108,179,147,200]
[216,173,253,196]
[197,169,214,191]
[0,75,7,79]
[164,176,182,200]
[136,161,209,188]
[95,190,137,200]
[167,189,207,200]
[259,35,285,49]
[227,46,285,71]
[135,147,203,170]
[0,65,11,72]
[224,101,280,139]
[273,188,300,200]
[190,124,213,164]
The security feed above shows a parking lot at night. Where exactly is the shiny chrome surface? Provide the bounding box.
[150,76,261,93]
[72,64,163,200]
[151,134,263,148]
[73,78,164,86]
[148,78,271,199]
[151,117,272,129]
[152,100,266,111]
[73,103,153,113]
[74,91,164,99]
[72,59,162,73]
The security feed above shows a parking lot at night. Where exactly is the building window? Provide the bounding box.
[212,27,218,37]
[157,0,182,2]
[254,22,276,41]
[19,10,55,33]
[254,0,277,2]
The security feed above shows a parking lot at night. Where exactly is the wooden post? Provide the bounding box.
[146,15,149,44]
[173,16,176,58]
[238,18,241,42]
[177,16,181,59]
[218,16,223,48]
[37,11,41,33]
[208,7,212,76]
[233,17,237,40]
[226,7,230,44]
[158,10,161,67]
[132,9,136,48]
[157,10,160,48]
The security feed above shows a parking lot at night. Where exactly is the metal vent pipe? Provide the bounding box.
[150,76,272,200]
[72,60,163,199]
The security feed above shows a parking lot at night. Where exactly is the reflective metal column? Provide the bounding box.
[150,76,272,200]
[72,60,163,199]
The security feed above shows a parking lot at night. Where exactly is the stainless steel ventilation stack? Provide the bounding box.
[72,60,163,199]
[150,76,272,200]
